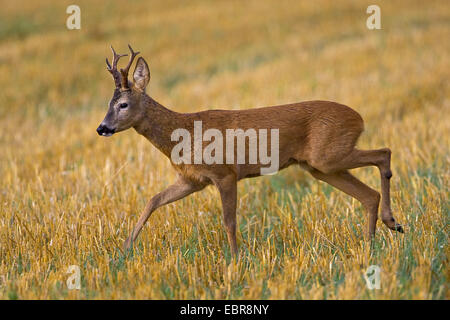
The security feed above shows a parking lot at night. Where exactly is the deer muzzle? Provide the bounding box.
[96,124,116,137]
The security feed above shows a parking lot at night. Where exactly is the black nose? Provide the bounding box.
[96,124,115,136]
[96,124,105,135]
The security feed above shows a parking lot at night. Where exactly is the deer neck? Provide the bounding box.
[133,95,183,158]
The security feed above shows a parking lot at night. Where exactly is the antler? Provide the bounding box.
[120,44,140,90]
[106,46,127,89]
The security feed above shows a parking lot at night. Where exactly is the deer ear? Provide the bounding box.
[133,57,150,92]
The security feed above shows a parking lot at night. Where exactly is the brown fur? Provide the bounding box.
[98,46,403,257]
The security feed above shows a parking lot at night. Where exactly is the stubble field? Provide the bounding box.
[0,0,448,299]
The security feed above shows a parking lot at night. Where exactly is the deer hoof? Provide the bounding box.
[394,223,404,233]
[388,223,404,233]
[123,237,132,251]
[382,216,404,233]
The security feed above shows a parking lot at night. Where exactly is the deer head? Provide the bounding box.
[97,45,150,137]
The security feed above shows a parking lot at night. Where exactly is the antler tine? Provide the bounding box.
[106,45,128,88]
[119,44,140,89]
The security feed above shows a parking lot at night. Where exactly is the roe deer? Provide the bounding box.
[97,45,403,257]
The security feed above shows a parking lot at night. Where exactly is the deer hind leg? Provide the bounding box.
[123,176,206,252]
[310,148,403,233]
[309,169,380,238]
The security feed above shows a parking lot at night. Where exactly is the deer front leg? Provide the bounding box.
[123,176,204,251]
[213,174,239,258]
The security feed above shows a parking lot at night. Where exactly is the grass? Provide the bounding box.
[0,0,448,299]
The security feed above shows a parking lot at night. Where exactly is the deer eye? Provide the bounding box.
[119,103,128,109]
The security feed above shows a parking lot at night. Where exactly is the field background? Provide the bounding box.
[0,0,448,299]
